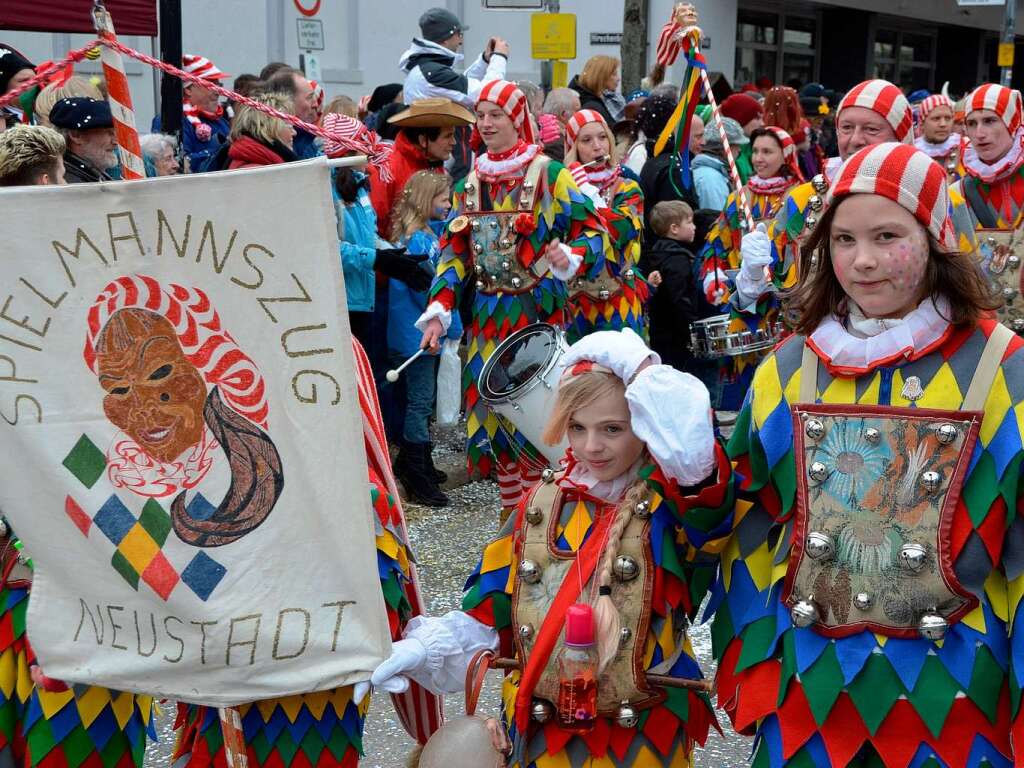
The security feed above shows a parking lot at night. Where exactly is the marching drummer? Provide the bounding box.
[699,126,804,409]
[372,328,734,767]
[417,80,612,519]
[562,109,647,342]
[708,142,1019,765]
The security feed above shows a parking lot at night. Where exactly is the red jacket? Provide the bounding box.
[368,131,441,238]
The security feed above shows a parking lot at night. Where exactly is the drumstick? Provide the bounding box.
[385,348,426,383]
[581,154,610,168]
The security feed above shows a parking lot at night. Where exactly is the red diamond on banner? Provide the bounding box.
[64,496,92,536]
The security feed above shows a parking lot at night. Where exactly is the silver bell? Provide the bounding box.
[474,264,484,275]
[473,242,484,254]
[1009,254,1021,270]
[805,531,834,561]
[541,468,556,483]
[808,461,830,484]
[804,419,825,440]
[619,627,633,647]
[805,215,818,229]
[920,470,942,494]
[465,183,476,195]
[899,542,927,573]
[811,174,828,194]
[598,289,611,300]
[613,555,640,581]
[471,219,481,232]
[935,423,959,445]
[501,259,512,270]
[863,427,882,444]
[475,280,485,290]
[531,699,554,723]
[519,559,542,584]
[525,506,544,525]
[808,194,823,212]
[616,701,639,729]
[623,269,635,279]
[511,276,523,289]
[500,239,512,249]
[918,613,948,641]
[1014,317,1024,332]
[854,592,873,611]
[519,624,534,641]
[633,499,652,519]
[1005,287,1019,301]
[790,598,819,628]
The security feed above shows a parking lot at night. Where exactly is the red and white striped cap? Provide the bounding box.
[761,126,804,180]
[565,109,610,151]
[476,79,537,145]
[826,142,956,252]
[918,94,953,119]
[837,79,914,144]
[965,83,1023,133]
[182,54,228,82]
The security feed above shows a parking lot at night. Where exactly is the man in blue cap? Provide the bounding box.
[48,96,116,183]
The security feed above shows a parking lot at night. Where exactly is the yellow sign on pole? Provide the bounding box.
[999,42,1015,67]
[531,13,577,60]
[552,60,569,89]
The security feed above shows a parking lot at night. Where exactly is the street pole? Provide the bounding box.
[1002,0,1017,87]
[158,0,183,135]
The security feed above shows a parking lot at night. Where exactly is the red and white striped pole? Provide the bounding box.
[700,67,754,231]
[92,1,145,180]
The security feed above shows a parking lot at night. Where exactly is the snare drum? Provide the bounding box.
[690,316,784,359]
[478,323,569,467]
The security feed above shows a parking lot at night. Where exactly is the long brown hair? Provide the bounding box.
[785,200,1002,334]
[389,170,450,242]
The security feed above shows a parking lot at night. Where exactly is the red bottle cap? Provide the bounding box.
[564,603,595,647]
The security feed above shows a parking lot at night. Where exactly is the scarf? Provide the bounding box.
[961,129,1024,184]
[474,140,541,183]
[747,174,794,196]
[184,101,224,142]
[913,133,960,160]
[584,162,622,194]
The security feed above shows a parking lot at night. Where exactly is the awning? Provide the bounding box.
[0,1,157,37]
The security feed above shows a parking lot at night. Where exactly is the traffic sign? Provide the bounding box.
[531,13,577,60]
[297,19,324,51]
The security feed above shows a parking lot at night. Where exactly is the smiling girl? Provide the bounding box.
[707,142,1021,766]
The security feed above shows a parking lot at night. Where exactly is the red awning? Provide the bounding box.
[0,1,157,37]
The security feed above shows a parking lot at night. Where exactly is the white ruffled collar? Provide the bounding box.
[563,456,642,503]
[808,296,951,372]
[914,133,960,158]
[474,142,541,182]
[962,129,1024,183]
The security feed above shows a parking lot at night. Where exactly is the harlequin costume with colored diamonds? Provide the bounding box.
[706,143,1024,766]
[416,81,612,508]
[371,329,735,767]
[699,127,803,408]
[562,109,647,343]
[949,83,1024,335]
[172,338,437,768]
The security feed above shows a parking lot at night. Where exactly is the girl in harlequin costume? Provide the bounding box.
[699,126,804,409]
[372,328,735,768]
[173,337,432,768]
[949,84,1024,334]
[418,80,612,515]
[561,109,647,342]
[708,142,1020,766]
[914,95,962,184]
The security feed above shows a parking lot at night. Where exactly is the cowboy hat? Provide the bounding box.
[388,97,475,127]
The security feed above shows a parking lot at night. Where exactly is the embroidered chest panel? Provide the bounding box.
[976,228,1024,334]
[783,405,981,638]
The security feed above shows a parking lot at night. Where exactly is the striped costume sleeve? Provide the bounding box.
[544,163,613,281]
[427,181,472,313]
[462,516,519,659]
[369,466,413,639]
[700,191,742,306]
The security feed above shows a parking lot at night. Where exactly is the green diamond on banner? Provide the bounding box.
[62,435,106,489]
[138,500,171,546]
[110,550,140,590]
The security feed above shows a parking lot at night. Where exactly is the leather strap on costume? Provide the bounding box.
[465,154,549,215]
[465,650,494,716]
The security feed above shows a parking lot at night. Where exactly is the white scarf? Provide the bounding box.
[564,457,643,503]
[474,142,541,183]
[961,128,1024,183]
[914,133,960,159]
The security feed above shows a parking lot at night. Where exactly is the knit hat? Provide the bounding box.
[182,54,228,82]
[0,45,34,94]
[476,79,537,145]
[720,93,763,128]
[759,126,804,180]
[367,83,403,114]
[320,111,394,179]
[419,7,468,44]
[965,83,1023,133]
[564,109,617,166]
[536,113,561,145]
[837,79,914,144]
[826,142,956,252]
[636,94,677,140]
[919,94,953,119]
[704,115,749,149]
[49,97,113,130]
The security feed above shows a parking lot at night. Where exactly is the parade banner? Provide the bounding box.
[0,160,392,706]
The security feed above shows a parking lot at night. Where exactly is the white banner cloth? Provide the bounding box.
[0,160,391,706]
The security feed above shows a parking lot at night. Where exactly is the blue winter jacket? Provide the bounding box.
[333,171,381,313]
[387,228,462,358]
[691,153,731,211]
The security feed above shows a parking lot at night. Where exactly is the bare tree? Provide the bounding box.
[621,0,649,95]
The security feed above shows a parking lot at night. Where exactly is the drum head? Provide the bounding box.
[479,324,560,403]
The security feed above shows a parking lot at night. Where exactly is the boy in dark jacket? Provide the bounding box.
[642,200,699,373]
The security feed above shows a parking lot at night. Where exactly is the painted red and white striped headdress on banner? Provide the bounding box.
[826,142,957,252]
[476,79,537,145]
[837,79,914,144]
[918,94,953,119]
[966,83,1023,133]
[182,54,228,82]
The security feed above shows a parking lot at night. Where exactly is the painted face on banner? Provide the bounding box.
[95,308,207,463]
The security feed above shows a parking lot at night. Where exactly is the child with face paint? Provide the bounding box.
[705,142,1023,766]
[386,170,463,507]
[371,328,736,767]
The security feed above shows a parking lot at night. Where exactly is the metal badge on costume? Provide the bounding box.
[461,156,552,296]
[512,478,666,717]
[975,228,1024,334]
[784,405,981,639]
[943,145,962,184]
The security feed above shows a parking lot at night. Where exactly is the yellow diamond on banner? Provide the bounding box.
[74,685,113,728]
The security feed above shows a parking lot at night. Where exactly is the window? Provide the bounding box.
[735,7,820,88]
[871,26,935,91]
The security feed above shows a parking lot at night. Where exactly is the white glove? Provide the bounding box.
[370,638,427,694]
[626,365,716,486]
[738,222,773,279]
[560,328,661,384]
